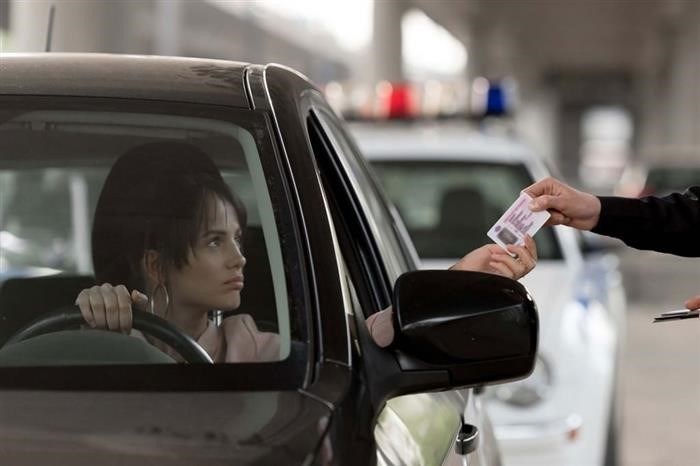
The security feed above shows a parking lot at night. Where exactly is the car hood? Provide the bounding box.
[0,390,331,466]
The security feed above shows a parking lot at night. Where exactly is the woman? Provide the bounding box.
[77,142,537,361]
[79,142,273,362]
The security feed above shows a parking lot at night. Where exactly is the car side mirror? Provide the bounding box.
[392,270,538,390]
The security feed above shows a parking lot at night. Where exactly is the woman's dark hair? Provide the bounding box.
[92,142,247,291]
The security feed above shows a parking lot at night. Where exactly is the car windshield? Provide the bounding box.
[0,98,295,366]
[370,160,562,260]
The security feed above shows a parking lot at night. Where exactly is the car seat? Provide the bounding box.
[427,187,492,258]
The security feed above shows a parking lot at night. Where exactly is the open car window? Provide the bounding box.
[0,99,300,371]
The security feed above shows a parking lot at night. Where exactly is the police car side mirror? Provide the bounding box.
[392,270,538,390]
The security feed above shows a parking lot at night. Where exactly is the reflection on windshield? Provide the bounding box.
[0,168,106,276]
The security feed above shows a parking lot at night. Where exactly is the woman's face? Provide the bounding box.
[167,195,246,314]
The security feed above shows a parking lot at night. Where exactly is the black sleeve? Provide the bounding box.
[591,186,700,257]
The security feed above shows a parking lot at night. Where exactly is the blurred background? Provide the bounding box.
[1,1,699,464]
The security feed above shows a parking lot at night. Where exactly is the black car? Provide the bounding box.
[0,53,537,466]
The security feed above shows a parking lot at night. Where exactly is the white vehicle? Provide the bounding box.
[352,120,626,466]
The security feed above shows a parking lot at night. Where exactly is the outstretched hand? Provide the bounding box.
[367,237,538,348]
[524,177,602,231]
[451,235,537,280]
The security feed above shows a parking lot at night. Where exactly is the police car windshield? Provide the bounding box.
[371,160,562,260]
[0,100,295,366]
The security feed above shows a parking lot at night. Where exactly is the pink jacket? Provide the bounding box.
[198,314,280,363]
[194,308,395,363]
[150,308,394,363]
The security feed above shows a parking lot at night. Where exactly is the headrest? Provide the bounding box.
[439,187,488,232]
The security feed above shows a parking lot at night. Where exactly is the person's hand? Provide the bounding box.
[524,177,602,230]
[684,294,700,311]
[75,284,148,333]
[451,236,537,280]
[366,308,394,348]
[367,237,537,349]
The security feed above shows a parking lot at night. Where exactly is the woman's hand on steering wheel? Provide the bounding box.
[75,284,149,333]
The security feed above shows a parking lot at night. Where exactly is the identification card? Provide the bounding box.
[487,192,550,252]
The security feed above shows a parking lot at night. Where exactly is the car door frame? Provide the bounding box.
[246,64,354,405]
[301,93,486,465]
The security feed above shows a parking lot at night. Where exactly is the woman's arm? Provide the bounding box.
[366,237,538,347]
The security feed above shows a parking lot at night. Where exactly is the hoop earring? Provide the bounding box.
[149,283,170,316]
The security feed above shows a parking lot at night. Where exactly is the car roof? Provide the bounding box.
[0,53,250,108]
[350,121,536,164]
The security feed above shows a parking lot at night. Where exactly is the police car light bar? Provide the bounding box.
[324,77,516,122]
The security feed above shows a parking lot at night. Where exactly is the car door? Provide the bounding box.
[306,103,497,466]
[254,64,499,465]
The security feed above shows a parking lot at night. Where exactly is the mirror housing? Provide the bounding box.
[392,270,538,391]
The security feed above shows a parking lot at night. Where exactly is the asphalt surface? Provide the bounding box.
[617,249,700,466]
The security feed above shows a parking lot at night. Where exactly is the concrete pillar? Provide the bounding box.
[9,0,149,53]
[462,19,486,87]
[10,0,108,52]
[664,0,700,148]
[636,69,670,159]
[479,23,518,81]
[467,14,557,164]
[154,0,182,56]
[9,0,51,51]
[516,85,559,164]
[373,0,406,82]
[636,0,699,161]
[558,104,584,184]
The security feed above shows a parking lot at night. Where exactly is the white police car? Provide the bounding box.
[352,119,626,466]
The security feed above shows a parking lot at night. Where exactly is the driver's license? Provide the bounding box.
[487,192,550,253]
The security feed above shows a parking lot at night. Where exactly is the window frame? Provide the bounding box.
[311,109,417,276]
[307,112,392,312]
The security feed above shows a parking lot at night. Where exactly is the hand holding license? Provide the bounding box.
[487,192,550,253]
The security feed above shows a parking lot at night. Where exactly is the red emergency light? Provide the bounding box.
[376,81,418,119]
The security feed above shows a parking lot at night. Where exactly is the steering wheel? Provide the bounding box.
[4,306,213,364]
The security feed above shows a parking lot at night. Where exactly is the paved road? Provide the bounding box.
[617,249,700,466]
